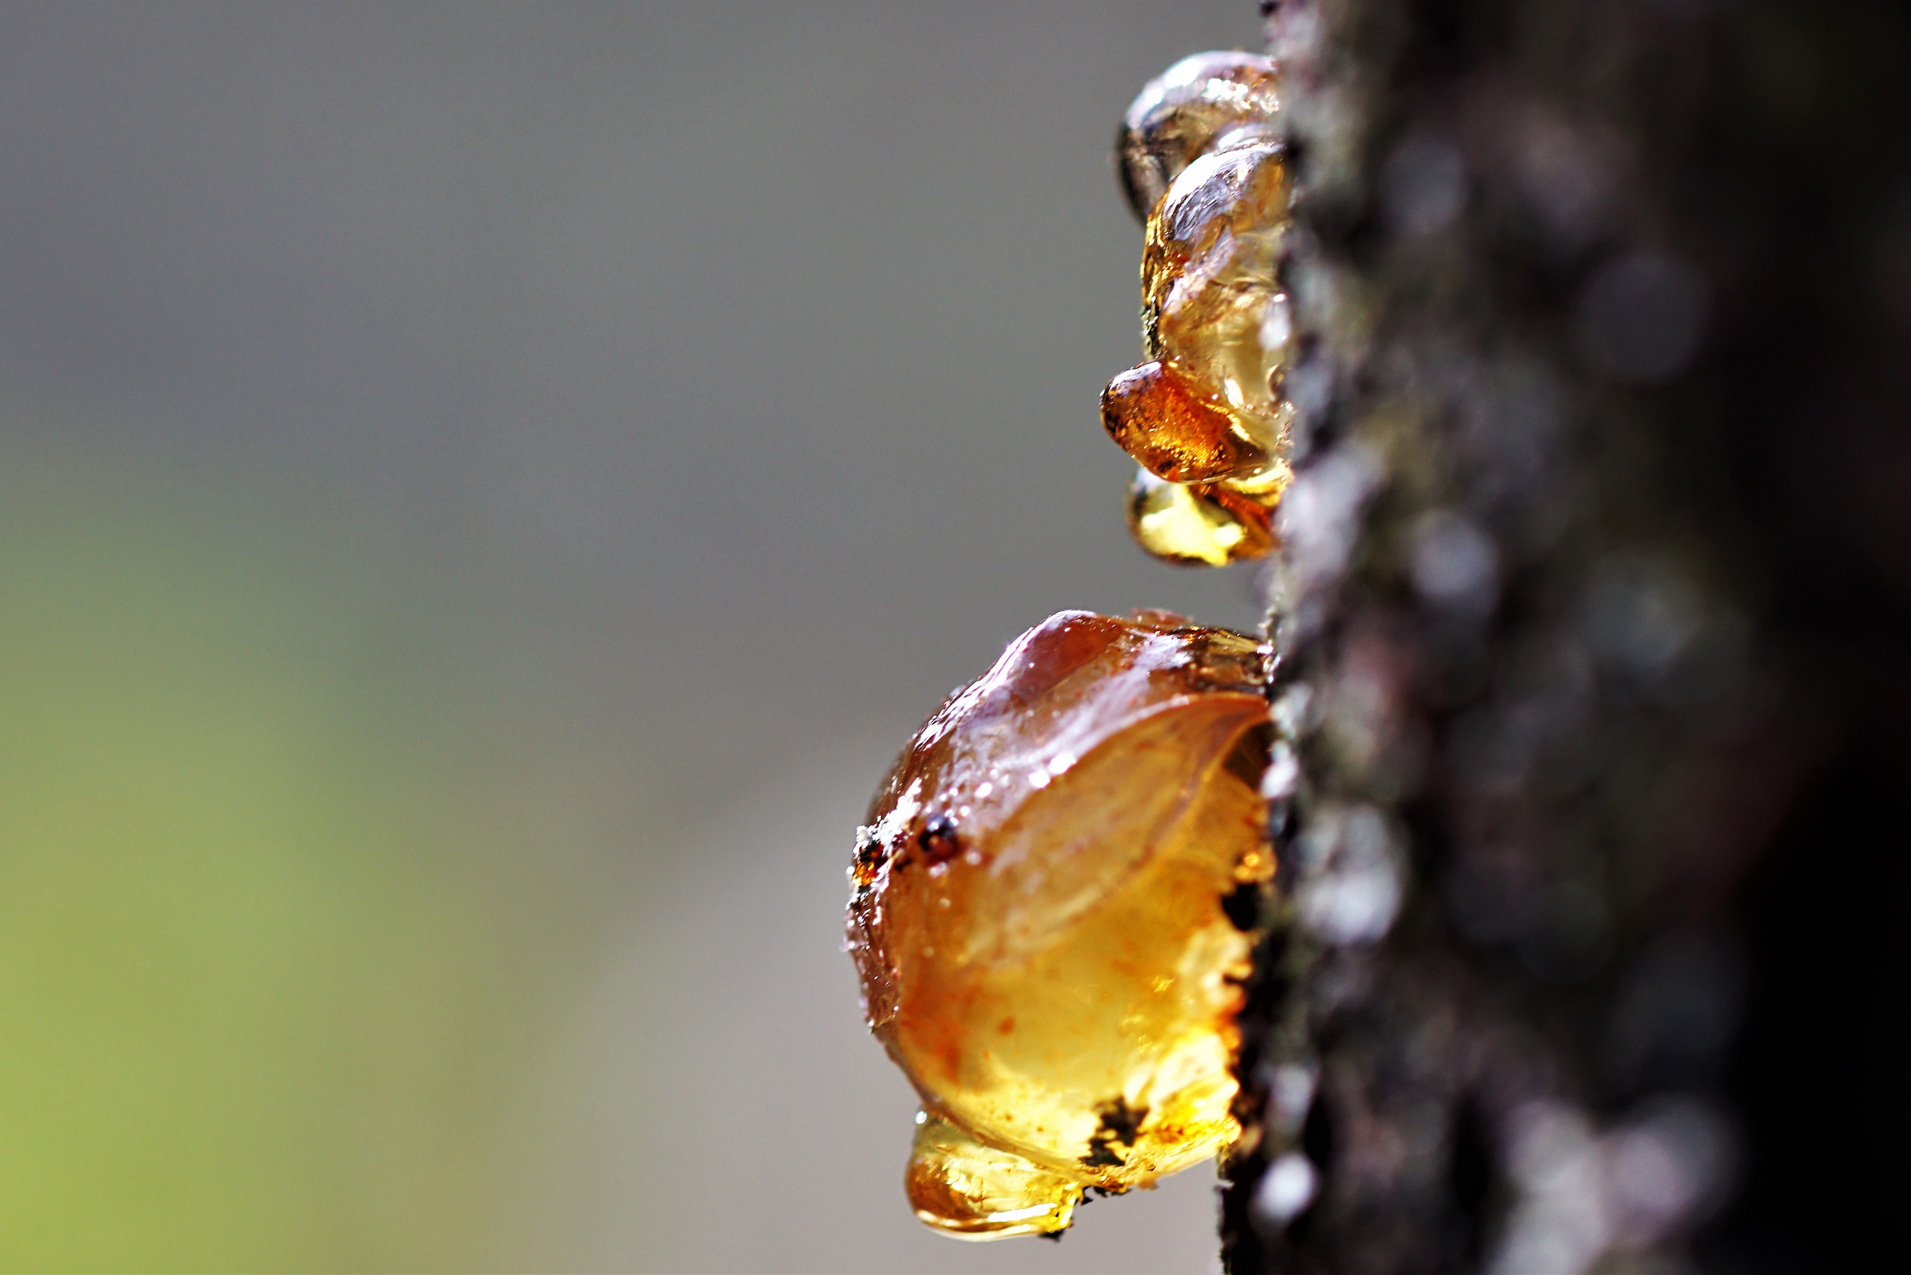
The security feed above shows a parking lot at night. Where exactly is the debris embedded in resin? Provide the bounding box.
[847,610,1275,1238]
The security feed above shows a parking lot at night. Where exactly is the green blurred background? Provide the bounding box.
[0,3,1266,1269]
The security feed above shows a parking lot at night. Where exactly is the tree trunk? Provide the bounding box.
[1221,2,1911,1271]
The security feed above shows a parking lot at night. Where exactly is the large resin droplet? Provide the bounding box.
[848,611,1274,1238]
[1117,50,1282,221]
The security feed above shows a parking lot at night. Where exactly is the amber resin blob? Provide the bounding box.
[847,610,1274,1238]
[1105,51,1294,567]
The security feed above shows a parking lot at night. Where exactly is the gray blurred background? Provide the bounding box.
[0,3,1268,1269]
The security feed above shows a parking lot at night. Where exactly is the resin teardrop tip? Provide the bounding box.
[1127,468,1275,566]
[907,1112,1082,1239]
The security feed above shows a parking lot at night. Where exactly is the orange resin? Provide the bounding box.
[1102,360,1274,484]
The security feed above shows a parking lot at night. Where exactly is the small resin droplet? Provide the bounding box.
[1117,51,1282,221]
[1128,467,1277,567]
[1102,360,1273,483]
[907,1111,1084,1239]
[848,611,1274,1238]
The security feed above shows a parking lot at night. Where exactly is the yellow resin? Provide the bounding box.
[1220,458,1293,502]
[907,1112,1084,1238]
[849,611,1273,1237]
[1128,467,1277,567]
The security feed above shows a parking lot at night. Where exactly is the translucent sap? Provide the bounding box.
[1102,53,1295,567]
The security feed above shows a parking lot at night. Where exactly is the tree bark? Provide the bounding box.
[1221,2,1911,1271]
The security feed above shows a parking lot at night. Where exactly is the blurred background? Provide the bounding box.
[0,3,1273,1270]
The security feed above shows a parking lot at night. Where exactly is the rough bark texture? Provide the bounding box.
[1221,2,1911,1272]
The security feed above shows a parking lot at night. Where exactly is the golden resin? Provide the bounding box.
[1104,54,1295,566]
[848,611,1273,1238]
[1127,467,1280,567]
[905,1112,1085,1237]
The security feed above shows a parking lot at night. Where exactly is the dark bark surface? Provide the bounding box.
[1221,2,1911,1272]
